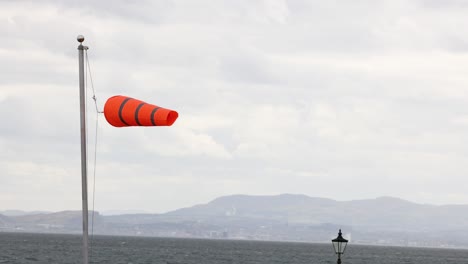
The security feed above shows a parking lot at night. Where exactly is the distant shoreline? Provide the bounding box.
[2,230,468,251]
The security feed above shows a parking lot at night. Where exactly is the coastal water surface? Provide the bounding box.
[1,232,467,264]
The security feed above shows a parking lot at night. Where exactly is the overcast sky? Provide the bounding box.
[2,0,468,213]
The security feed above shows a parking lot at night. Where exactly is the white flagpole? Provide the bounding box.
[77,35,89,264]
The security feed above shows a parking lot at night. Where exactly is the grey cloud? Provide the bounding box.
[419,0,468,9]
[0,52,75,86]
[2,0,468,212]
[9,0,174,24]
[219,50,281,85]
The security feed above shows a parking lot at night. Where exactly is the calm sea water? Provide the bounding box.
[1,232,467,264]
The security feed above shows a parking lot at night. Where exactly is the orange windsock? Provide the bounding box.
[104,95,178,127]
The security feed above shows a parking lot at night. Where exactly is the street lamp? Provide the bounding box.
[332,229,348,264]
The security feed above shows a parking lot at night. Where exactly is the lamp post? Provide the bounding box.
[332,229,348,264]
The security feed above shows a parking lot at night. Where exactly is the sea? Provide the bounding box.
[1,232,467,264]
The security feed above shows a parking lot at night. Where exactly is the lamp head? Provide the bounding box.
[332,229,349,255]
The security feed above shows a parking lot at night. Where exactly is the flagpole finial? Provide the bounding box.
[77,35,85,43]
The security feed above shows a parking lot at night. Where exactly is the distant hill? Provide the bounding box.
[0,210,50,216]
[166,194,468,232]
[168,194,336,220]
[3,194,468,248]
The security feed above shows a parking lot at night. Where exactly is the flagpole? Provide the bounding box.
[77,35,89,264]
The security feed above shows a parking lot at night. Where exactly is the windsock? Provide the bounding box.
[104,95,178,127]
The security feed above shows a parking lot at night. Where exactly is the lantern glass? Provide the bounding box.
[332,229,348,254]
